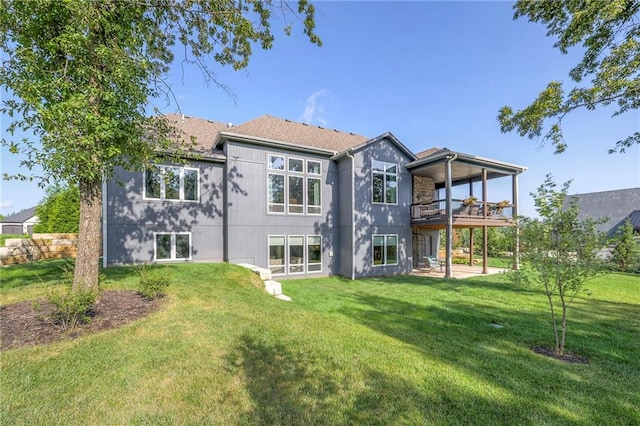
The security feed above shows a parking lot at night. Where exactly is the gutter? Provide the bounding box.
[346,150,356,280]
[102,176,108,268]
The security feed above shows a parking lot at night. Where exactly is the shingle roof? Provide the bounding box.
[1,206,37,223]
[164,113,227,156]
[627,210,640,231]
[219,115,369,153]
[415,147,445,159]
[567,187,640,236]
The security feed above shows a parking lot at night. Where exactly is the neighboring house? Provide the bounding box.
[566,188,640,237]
[104,114,527,279]
[0,206,39,235]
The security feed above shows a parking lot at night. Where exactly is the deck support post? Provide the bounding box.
[445,156,454,279]
[512,173,520,271]
[482,168,488,274]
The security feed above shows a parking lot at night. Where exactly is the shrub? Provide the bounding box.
[137,265,170,300]
[46,288,97,331]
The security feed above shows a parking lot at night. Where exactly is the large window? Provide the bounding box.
[267,154,322,215]
[145,165,199,202]
[372,160,397,204]
[268,235,322,275]
[155,232,191,261]
[373,235,398,266]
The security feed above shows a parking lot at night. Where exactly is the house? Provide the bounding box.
[104,114,527,279]
[0,206,38,235]
[566,187,640,237]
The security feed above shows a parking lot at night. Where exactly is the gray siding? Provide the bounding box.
[105,161,225,265]
[224,141,337,276]
[351,138,414,277]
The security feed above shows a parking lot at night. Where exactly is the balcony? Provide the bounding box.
[411,199,514,227]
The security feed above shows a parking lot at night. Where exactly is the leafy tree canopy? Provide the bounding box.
[499,0,640,154]
[34,183,80,234]
[610,218,640,272]
[0,0,321,292]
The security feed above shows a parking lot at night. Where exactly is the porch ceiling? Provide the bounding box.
[406,150,527,186]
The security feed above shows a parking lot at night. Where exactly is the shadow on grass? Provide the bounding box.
[0,259,75,290]
[225,332,523,424]
[335,283,640,424]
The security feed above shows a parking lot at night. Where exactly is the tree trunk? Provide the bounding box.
[545,286,560,354]
[72,176,102,293]
[559,296,567,356]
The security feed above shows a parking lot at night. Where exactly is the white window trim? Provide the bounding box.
[306,176,322,216]
[288,157,305,173]
[267,172,286,214]
[372,234,398,266]
[268,154,285,170]
[287,175,305,215]
[372,160,398,205]
[306,235,322,273]
[143,165,200,202]
[266,153,323,216]
[288,234,306,275]
[268,234,286,276]
[154,232,192,262]
[307,159,322,175]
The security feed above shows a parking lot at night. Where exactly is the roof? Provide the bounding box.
[1,206,37,223]
[164,113,227,159]
[567,187,640,236]
[406,148,527,185]
[217,114,369,154]
[627,210,640,231]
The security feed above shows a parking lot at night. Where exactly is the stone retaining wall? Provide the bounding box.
[0,233,78,266]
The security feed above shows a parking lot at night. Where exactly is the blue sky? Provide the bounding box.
[1,1,638,218]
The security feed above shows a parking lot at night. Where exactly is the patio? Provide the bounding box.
[411,263,509,279]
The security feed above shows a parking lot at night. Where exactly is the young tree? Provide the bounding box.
[512,175,606,356]
[0,1,320,292]
[34,184,80,234]
[498,0,640,154]
[610,219,640,272]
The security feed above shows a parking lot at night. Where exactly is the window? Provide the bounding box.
[307,178,321,214]
[373,234,398,266]
[288,158,304,173]
[266,155,322,215]
[288,176,304,214]
[144,165,199,202]
[269,236,285,274]
[307,160,321,175]
[268,174,285,213]
[372,160,397,204]
[268,235,322,275]
[155,232,191,261]
[268,155,285,170]
[289,236,305,274]
[307,236,322,272]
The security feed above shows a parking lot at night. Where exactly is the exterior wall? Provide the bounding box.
[351,138,414,278]
[105,160,225,265]
[336,156,354,278]
[224,141,337,277]
[411,229,440,267]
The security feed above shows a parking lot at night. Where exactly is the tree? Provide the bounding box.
[511,175,606,356]
[498,0,640,154]
[34,183,80,234]
[610,219,640,272]
[1,0,320,292]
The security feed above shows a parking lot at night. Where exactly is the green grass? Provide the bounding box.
[0,234,28,247]
[1,261,639,425]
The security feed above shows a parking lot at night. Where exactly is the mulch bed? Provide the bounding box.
[531,346,589,364]
[0,290,163,351]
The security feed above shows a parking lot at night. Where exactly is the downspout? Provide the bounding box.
[346,150,356,280]
[444,153,457,279]
[101,175,107,268]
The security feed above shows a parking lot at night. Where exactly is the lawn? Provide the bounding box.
[1,261,639,425]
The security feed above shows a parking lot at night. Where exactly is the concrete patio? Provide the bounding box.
[411,263,509,279]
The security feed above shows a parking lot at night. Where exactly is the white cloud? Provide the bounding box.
[0,200,15,210]
[299,90,330,127]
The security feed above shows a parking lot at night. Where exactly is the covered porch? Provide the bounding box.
[406,148,527,279]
